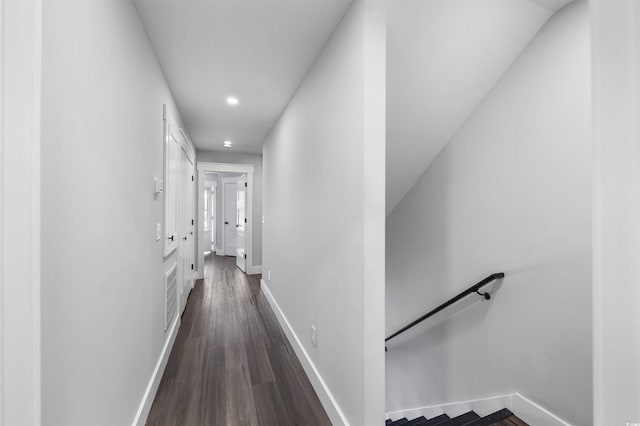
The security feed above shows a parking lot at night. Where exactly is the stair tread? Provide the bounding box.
[464,409,515,426]
[389,418,409,426]
[424,414,452,425]
[489,415,529,426]
[437,411,481,426]
[405,416,428,426]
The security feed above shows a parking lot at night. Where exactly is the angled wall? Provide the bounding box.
[385,2,591,424]
[262,3,386,425]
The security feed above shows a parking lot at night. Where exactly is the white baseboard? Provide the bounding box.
[215,247,224,255]
[247,265,262,275]
[512,393,571,426]
[260,279,350,426]
[131,315,180,426]
[386,393,571,426]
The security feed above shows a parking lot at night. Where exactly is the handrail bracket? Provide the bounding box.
[475,289,491,300]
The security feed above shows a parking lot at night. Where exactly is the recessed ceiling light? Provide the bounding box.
[223,140,232,148]
[226,97,239,105]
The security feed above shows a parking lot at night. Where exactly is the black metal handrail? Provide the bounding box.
[385,273,505,347]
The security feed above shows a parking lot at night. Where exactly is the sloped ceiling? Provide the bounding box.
[378,0,575,215]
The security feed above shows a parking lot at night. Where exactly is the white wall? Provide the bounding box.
[385,2,591,425]
[0,1,42,424]
[197,151,263,265]
[592,0,640,423]
[40,1,192,424]
[262,3,386,425]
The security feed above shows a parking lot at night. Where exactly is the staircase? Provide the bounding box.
[385,275,528,426]
[385,408,527,426]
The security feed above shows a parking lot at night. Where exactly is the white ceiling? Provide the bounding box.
[134,0,353,154]
[135,0,574,215]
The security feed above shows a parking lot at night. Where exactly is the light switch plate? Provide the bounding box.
[156,223,161,241]
[311,325,317,348]
[154,177,163,196]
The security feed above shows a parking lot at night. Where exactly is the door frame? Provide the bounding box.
[196,162,256,278]
[210,181,217,252]
[235,175,247,272]
[220,175,239,257]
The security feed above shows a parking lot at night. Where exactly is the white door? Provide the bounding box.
[178,147,195,315]
[236,176,247,271]
[203,187,212,252]
[210,184,217,251]
[164,127,180,257]
[222,178,237,256]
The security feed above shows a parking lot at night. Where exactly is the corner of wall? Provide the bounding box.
[260,279,351,426]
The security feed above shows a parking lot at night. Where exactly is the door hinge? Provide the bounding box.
[244,182,247,188]
[192,175,194,182]
[191,219,194,225]
[244,254,247,259]
[244,218,247,223]
[191,264,194,270]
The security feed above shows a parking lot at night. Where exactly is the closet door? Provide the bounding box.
[163,121,180,256]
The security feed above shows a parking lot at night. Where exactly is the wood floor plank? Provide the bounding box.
[266,343,332,425]
[201,345,226,425]
[252,381,296,426]
[146,254,330,425]
[246,338,275,386]
[224,362,259,426]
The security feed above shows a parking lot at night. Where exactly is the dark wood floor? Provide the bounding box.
[146,255,331,426]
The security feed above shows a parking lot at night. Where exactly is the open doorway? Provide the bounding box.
[196,162,256,278]
[202,175,216,255]
[201,172,246,263]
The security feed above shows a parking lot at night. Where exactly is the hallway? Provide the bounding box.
[6,0,634,424]
[146,255,331,426]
